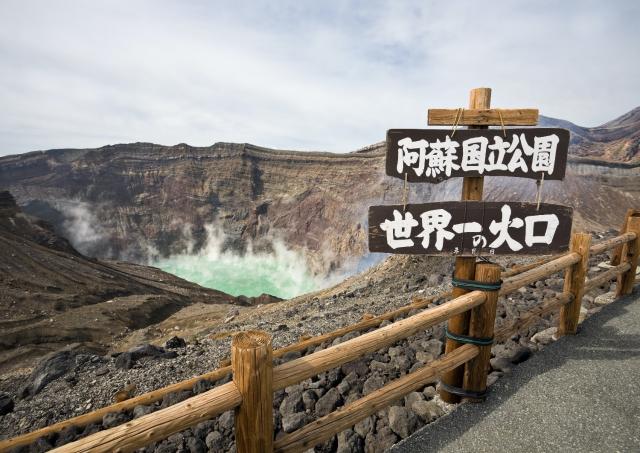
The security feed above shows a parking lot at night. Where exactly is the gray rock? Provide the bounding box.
[19,349,78,397]
[102,411,129,428]
[423,385,437,399]
[186,436,206,453]
[594,291,616,306]
[133,404,155,418]
[115,344,177,370]
[280,389,303,415]
[412,399,444,423]
[161,390,193,408]
[370,360,395,374]
[531,327,557,345]
[354,415,375,438]
[490,357,513,373]
[194,420,215,440]
[316,387,342,417]
[404,391,424,409]
[155,441,177,453]
[192,379,213,395]
[282,412,306,433]
[218,410,234,432]
[392,355,411,373]
[165,336,187,349]
[367,426,398,452]
[0,392,14,415]
[302,390,317,411]
[337,380,351,396]
[282,350,302,361]
[487,371,503,387]
[31,437,54,452]
[509,345,532,364]
[337,428,363,453]
[341,359,369,377]
[362,375,384,395]
[415,351,435,364]
[388,405,417,438]
[205,431,223,450]
[54,425,79,447]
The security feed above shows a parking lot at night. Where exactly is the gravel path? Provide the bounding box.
[393,288,640,453]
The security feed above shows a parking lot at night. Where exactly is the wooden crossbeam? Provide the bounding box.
[428,108,539,126]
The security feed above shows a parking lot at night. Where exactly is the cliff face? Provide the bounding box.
[0,143,392,274]
[1,108,639,277]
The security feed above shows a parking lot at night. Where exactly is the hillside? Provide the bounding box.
[539,107,640,163]
[0,191,241,372]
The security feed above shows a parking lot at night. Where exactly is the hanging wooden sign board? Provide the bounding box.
[386,128,570,183]
[368,201,572,256]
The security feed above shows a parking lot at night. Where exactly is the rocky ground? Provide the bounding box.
[0,230,628,452]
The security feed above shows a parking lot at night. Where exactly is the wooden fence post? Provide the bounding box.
[440,87,491,404]
[610,209,639,266]
[616,216,640,297]
[462,262,501,402]
[232,330,274,453]
[558,232,592,335]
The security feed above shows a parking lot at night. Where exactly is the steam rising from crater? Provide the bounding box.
[153,225,323,299]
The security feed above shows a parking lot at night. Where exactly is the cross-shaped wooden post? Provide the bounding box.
[430,87,539,403]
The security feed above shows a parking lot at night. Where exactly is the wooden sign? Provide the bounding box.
[386,128,570,183]
[369,201,572,256]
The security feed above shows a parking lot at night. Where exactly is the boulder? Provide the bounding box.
[388,405,417,438]
[531,327,557,345]
[205,431,224,451]
[280,389,303,415]
[594,291,616,306]
[115,344,177,370]
[315,387,342,417]
[165,336,187,349]
[354,415,375,438]
[186,437,206,453]
[20,349,78,398]
[337,428,363,453]
[102,412,129,428]
[362,375,385,396]
[0,392,14,415]
[411,400,444,423]
[282,412,306,433]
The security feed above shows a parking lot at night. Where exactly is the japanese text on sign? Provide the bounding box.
[368,202,572,256]
[386,128,570,183]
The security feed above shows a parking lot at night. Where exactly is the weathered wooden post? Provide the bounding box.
[369,87,570,403]
[610,209,639,266]
[440,87,491,403]
[232,330,274,453]
[616,215,640,296]
[558,232,592,335]
[462,262,501,401]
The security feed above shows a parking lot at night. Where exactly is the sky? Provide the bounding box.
[0,0,638,156]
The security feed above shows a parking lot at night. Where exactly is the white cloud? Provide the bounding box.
[0,0,638,156]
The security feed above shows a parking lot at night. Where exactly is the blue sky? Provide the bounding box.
[0,0,638,156]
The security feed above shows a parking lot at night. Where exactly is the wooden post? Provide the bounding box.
[558,232,592,335]
[610,209,639,265]
[232,330,274,453]
[440,87,491,403]
[616,216,640,297]
[462,262,501,402]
